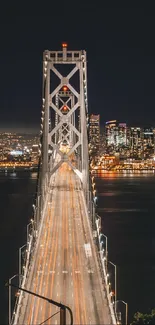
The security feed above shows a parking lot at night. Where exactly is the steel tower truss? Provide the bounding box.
[41,44,89,195]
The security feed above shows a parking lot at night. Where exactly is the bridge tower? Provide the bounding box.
[40,44,89,205]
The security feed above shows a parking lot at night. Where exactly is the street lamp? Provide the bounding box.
[115,300,128,325]
[99,233,108,271]
[109,261,117,316]
[35,195,41,230]
[32,204,36,225]
[19,244,27,285]
[6,282,73,325]
[27,222,32,243]
[8,274,18,325]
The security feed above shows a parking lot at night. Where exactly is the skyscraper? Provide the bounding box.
[105,120,127,154]
[89,114,100,155]
[143,127,154,158]
[117,123,127,146]
[105,120,117,148]
[130,127,143,158]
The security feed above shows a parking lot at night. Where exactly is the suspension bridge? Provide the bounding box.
[8,44,117,325]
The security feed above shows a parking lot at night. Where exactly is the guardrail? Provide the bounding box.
[95,219,117,324]
[9,153,60,324]
[81,189,117,325]
[11,233,33,325]
[11,182,52,324]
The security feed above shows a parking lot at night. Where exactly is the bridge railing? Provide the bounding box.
[95,218,117,324]
[11,180,52,324]
[82,188,117,325]
[10,150,60,324]
[11,229,34,324]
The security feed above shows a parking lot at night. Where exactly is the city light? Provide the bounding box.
[0,132,39,168]
[89,118,155,171]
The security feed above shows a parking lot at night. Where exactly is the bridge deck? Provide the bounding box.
[19,163,111,324]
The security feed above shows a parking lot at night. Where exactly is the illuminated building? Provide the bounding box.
[31,144,39,162]
[89,114,100,155]
[130,127,143,158]
[105,120,127,154]
[105,120,117,148]
[143,127,154,158]
[117,123,127,146]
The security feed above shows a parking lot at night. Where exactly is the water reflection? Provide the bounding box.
[94,170,155,179]
[95,172,155,322]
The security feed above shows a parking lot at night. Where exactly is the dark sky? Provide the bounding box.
[0,3,155,131]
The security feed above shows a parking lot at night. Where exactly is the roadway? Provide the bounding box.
[18,162,112,324]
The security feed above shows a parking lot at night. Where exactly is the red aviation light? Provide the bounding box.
[62,43,67,48]
[63,86,68,91]
[63,105,68,112]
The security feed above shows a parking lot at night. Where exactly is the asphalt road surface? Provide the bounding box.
[18,163,112,325]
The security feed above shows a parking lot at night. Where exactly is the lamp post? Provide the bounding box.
[32,204,36,228]
[27,217,36,243]
[27,222,32,243]
[6,282,73,325]
[109,261,117,316]
[8,274,18,325]
[19,244,27,285]
[116,300,128,325]
[35,195,41,230]
[100,233,108,271]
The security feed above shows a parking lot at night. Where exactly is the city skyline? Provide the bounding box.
[1,119,155,134]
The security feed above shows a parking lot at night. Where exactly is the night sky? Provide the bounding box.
[0,3,155,131]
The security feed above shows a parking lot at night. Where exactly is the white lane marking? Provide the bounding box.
[49,270,55,274]
[57,281,59,285]
[57,293,59,296]
[37,271,43,274]
[75,270,80,274]
[58,262,60,266]
[84,243,92,257]
[55,320,57,324]
[30,302,35,324]
[71,281,73,285]
[72,293,73,297]
[58,272,59,275]
[88,270,94,273]
[62,270,68,273]
[71,272,72,276]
